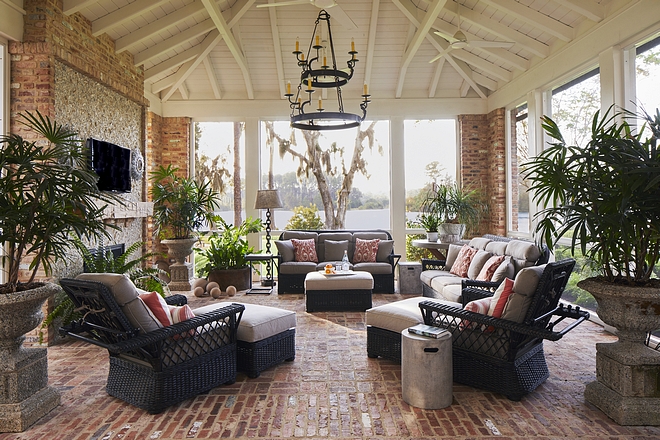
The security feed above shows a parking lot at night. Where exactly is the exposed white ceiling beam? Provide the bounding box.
[203,56,222,99]
[179,83,189,100]
[201,0,254,99]
[429,56,445,98]
[481,48,528,71]
[63,0,97,15]
[553,0,603,23]
[460,80,470,97]
[267,1,286,98]
[151,75,176,94]
[394,0,447,98]
[479,0,574,42]
[115,0,205,53]
[363,0,380,92]
[471,72,498,91]
[450,50,511,82]
[445,3,549,58]
[162,31,222,102]
[92,0,170,37]
[144,46,203,81]
[133,0,253,67]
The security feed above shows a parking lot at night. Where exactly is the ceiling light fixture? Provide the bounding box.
[285,10,370,131]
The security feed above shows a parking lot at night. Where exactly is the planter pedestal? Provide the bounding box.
[162,238,198,291]
[579,278,660,425]
[0,284,61,432]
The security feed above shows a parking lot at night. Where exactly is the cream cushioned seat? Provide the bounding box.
[366,296,460,334]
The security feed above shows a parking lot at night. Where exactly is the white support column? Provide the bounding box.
[390,117,406,262]
[599,46,626,118]
[244,117,261,250]
[526,89,547,239]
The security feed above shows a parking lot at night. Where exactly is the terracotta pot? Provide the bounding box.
[208,267,251,292]
[578,278,660,344]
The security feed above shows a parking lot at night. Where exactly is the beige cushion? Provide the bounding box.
[485,241,508,256]
[501,265,545,323]
[467,250,492,279]
[280,231,318,241]
[376,240,394,262]
[429,276,462,297]
[491,256,514,283]
[278,262,317,274]
[75,273,162,333]
[352,262,393,274]
[420,269,449,286]
[366,297,460,333]
[444,244,462,269]
[506,240,542,274]
[441,284,463,302]
[304,271,374,290]
[193,302,296,343]
[468,237,492,250]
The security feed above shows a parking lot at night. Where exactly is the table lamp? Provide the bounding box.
[254,189,283,285]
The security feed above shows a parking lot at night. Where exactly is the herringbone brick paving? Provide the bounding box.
[3,289,660,440]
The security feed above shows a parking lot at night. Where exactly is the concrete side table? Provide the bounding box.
[401,328,453,409]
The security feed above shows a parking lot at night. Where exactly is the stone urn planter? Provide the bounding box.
[208,266,251,292]
[439,223,465,243]
[580,278,660,425]
[0,283,61,432]
[162,237,198,291]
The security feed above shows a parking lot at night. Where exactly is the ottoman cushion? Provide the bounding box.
[193,302,296,343]
[366,297,460,333]
[305,271,374,290]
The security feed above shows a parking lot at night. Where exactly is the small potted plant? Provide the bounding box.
[523,105,660,425]
[150,164,221,290]
[196,217,262,291]
[417,213,440,242]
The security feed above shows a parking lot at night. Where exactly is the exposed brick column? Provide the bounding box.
[457,108,507,236]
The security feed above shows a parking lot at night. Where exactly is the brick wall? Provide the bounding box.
[458,108,507,236]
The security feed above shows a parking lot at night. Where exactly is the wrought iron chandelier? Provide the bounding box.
[285,10,370,131]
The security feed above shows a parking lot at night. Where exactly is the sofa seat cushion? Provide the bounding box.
[429,275,462,293]
[315,262,353,271]
[279,261,317,274]
[420,269,450,286]
[353,262,393,274]
[193,302,296,343]
[366,297,460,333]
[440,284,463,302]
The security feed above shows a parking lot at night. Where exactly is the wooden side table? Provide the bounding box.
[411,239,450,260]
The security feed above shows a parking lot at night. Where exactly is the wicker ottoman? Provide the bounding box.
[193,302,296,378]
[366,297,459,363]
[304,271,374,312]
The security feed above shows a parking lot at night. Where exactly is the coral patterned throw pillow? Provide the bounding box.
[449,245,478,278]
[291,238,318,263]
[353,238,380,263]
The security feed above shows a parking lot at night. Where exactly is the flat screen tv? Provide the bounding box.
[87,138,132,192]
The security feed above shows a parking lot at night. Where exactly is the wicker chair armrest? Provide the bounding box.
[106,303,245,354]
[421,258,446,271]
[461,281,500,306]
[164,294,188,306]
[388,253,401,268]
[419,300,587,342]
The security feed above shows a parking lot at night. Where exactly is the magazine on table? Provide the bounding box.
[408,324,448,338]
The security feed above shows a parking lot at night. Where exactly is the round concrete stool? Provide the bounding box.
[401,328,453,409]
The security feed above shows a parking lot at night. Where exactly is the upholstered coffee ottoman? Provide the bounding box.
[366,297,459,363]
[304,271,374,312]
[193,302,296,378]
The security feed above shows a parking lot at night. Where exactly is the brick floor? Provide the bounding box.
[3,289,660,439]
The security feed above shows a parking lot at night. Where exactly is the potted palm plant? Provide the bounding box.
[422,182,486,241]
[523,106,660,425]
[196,217,262,291]
[0,111,122,431]
[150,165,220,290]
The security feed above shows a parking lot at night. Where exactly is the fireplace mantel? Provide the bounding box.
[103,202,153,219]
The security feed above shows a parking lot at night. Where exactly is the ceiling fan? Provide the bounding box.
[429,19,514,63]
[257,0,357,30]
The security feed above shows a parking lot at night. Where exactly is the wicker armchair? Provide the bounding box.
[59,278,244,413]
[419,258,589,401]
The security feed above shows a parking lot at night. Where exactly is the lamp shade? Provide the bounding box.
[255,189,283,209]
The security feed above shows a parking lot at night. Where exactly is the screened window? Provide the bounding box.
[551,70,601,147]
[635,36,660,126]
[508,105,529,234]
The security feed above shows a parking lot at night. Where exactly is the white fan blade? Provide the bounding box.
[434,31,458,44]
[257,0,309,8]
[328,4,357,30]
[469,41,515,49]
[429,47,452,63]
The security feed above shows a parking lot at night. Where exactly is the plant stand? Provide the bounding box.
[0,284,61,432]
[162,237,198,291]
[580,279,660,425]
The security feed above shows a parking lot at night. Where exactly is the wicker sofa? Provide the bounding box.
[275,229,400,293]
[421,234,549,303]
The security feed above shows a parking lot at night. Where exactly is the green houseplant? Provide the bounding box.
[0,111,121,430]
[196,217,262,291]
[421,182,486,241]
[150,164,220,290]
[523,106,660,425]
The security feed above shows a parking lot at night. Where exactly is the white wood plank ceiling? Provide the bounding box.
[65,0,618,103]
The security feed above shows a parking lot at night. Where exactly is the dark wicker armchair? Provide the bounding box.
[419,258,589,401]
[59,278,244,413]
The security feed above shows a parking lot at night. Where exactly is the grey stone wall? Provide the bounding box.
[53,61,146,277]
